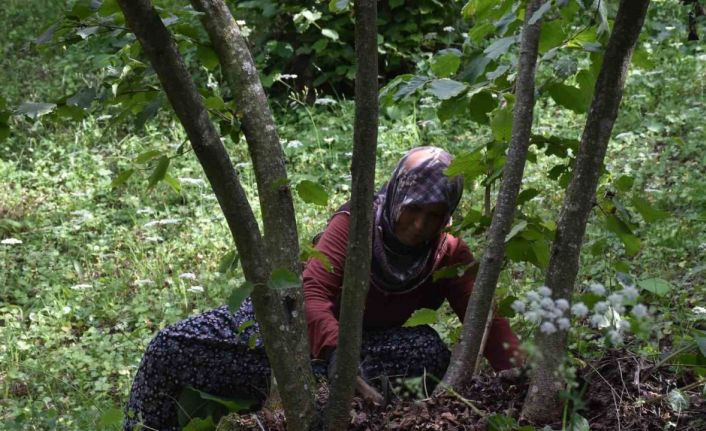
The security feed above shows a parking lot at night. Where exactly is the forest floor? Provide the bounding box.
[221,349,706,431]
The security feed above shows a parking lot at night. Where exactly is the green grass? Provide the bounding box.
[2,1,706,430]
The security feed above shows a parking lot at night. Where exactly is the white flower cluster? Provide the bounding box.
[511,286,571,335]
[513,281,650,345]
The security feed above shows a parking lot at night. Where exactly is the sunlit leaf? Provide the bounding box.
[111,169,134,188]
[614,175,634,192]
[17,102,57,119]
[505,220,527,242]
[135,150,162,164]
[403,308,438,327]
[468,22,495,43]
[321,28,339,41]
[98,408,123,428]
[148,156,170,188]
[268,268,299,290]
[437,95,467,123]
[296,180,329,206]
[328,0,350,13]
[394,76,428,100]
[300,244,332,272]
[428,79,466,100]
[547,83,587,113]
[483,36,516,60]
[163,174,181,193]
[490,105,513,142]
[431,51,462,78]
[638,278,673,297]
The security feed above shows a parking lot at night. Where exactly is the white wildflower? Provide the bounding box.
[631,303,648,318]
[571,302,589,317]
[443,26,455,33]
[594,301,608,313]
[286,140,303,149]
[621,285,640,301]
[526,291,541,302]
[590,283,606,296]
[143,218,180,228]
[618,320,631,331]
[607,293,624,307]
[188,285,204,293]
[557,317,571,330]
[538,286,552,297]
[70,283,92,290]
[1,238,23,245]
[540,297,555,310]
[540,321,557,334]
[590,313,605,328]
[608,329,623,345]
[145,236,164,243]
[135,279,154,286]
[179,273,197,280]
[511,300,526,314]
[555,298,570,312]
[178,177,206,187]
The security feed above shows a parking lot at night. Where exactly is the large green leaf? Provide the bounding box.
[606,214,641,256]
[631,196,669,223]
[403,308,438,327]
[469,90,496,125]
[638,278,673,297]
[547,83,587,113]
[505,220,528,242]
[458,54,492,83]
[428,79,467,100]
[483,36,516,60]
[135,150,162,164]
[431,50,462,78]
[528,1,552,25]
[17,102,57,119]
[296,180,329,206]
[148,156,170,188]
[445,149,485,180]
[490,105,513,142]
[300,244,332,272]
[394,76,428,100]
[197,45,219,70]
[462,0,495,20]
[437,95,468,123]
[539,20,567,53]
[468,22,495,43]
[268,268,300,290]
[227,282,254,312]
[111,169,134,188]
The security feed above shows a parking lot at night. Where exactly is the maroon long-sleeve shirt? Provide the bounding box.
[303,212,521,371]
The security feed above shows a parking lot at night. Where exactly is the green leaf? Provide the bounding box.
[394,76,428,100]
[163,174,181,193]
[498,295,519,318]
[539,20,567,53]
[631,196,669,223]
[135,150,162,164]
[531,240,550,269]
[490,105,513,142]
[227,281,253,312]
[632,47,655,70]
[0,124,9,142]
[204,95,225,110]
[321,28,339,41]
[196,390,254,413]
[614,175,634,192]
[268,268,299,290]
[487,413,517,431]
[445,150,485,180]
[98,407,123,428]
[431,51,461,78]
[428,79,467,100]
[462,0,495,20]
[328,0,350,13]
[458,54,492,84]
[505,220,527,242]
[437,95,468,123]
[469,90,496,125]
[218,250,239,274]
[528,1,552,25]
[403,308,438,327]
[517,188,540,205]
[638,278,673,297]
[182,416,215,431]
[98,0,121,16]
[483,36,516,60]
[468,22,495,43]
[296,180,329,206]
[17,102,57,119]
[197,45,219,70]
[148,156,170,188]
[569,414,590,431]
[547,83,587,113]
[606,214,641,256]
[111,169,134,188]
[300,244,332,272]
[433,263,471,282]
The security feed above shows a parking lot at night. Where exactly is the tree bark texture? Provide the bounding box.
[522,0,650,423]
[188,2,319,429]
[324,0,379,428]
[116,1,319,430]
[437,0,544,393]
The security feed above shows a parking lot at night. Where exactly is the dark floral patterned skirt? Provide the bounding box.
[124,298,450,431]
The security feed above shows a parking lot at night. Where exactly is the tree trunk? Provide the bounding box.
[324,0,379,428]
[115,1,319,429]
[521,0,650,423]
[188,1,319,428]
[437,0,544,393]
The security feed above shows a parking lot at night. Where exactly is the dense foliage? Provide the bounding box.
[1,0,705,429]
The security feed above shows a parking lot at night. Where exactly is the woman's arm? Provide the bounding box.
[302,213,350,359]
[443,238,523,371]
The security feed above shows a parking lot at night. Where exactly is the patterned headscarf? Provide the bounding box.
[370,147,464,293]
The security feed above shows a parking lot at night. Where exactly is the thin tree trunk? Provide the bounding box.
[522,0,650,423]
[325,0,379,428]
[115,1,319,429]
[187,1,319,428]
[437,0,545,393]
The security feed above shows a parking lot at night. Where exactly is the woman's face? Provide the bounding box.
[393,202,448,247]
